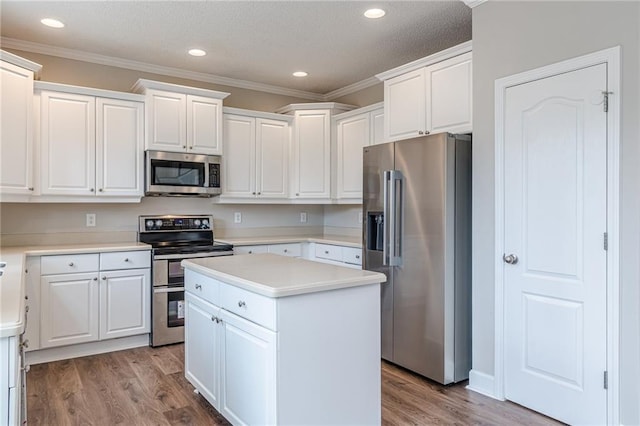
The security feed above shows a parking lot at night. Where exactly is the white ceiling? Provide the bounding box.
[0,1,471,97]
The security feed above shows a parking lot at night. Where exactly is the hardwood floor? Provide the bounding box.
[27,344,561,425]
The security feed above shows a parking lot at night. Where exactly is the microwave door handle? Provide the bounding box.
[204,161,209,188]
[383,170,390,266]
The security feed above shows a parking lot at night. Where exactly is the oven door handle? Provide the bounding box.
[153,252,234,260]
[154,287,185,293]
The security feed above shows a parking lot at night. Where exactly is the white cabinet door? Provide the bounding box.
[292,110,331,199]
[256,118,289,198]
[371,108,385,145]
[220,310,276,426]
[146,90,186,152]
[40,91,96,195]
[99,268,150,340]
[96,98,144,197]
[336,113,370,199]
[187,95,222,155]
[40,272,99,348]
[384,68,426,141]
[223,114,256,197]
[233,245,269,255]
[0,61,34,195]
[185,293,221,409]
[426,52,472,134]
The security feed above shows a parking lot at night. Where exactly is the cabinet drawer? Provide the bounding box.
[220,283,276,331]
[314,243,342,262]
[41,254,99,275]
[268,243,301,257]
[234,245,268,255]
[342,247,363,266]
[100,250,150,271]
[185,269,220,306]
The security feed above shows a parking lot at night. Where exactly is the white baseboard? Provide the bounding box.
[466,369,501,400]
[25,334,149,365]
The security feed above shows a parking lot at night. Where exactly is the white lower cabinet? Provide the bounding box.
[37,250,150,349]
[234,243,301,257]
[0,335,21,426]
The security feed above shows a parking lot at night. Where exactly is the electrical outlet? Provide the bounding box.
[358,211,363,224]
[234,212,242,224]
[300,212,308,223]
[86,213,96,227]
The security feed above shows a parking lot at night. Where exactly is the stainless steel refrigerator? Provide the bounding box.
[363,132,471,384]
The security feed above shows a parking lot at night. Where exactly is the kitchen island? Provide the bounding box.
[182,253,386,426]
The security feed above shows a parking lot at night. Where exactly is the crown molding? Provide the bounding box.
[0,49,42,77]
[323,76,380,101]
[462,0,488,8]
[1,37,325,101]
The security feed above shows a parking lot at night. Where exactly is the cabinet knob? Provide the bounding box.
[189,146,193,150]
[284,249,288,253]
[69,262,74,267]
[296,193,299,196]
[238,300,246,308]
[195,284,202,290]
[211,316,216,322]
[90,188,95,192]
[102,276,107,280]
[324,250,329,254]
[248,250,253,254]
[252,192,256,195]
[356,255,360,259]
[22,339,29,349]
[28,187,34,191]
[258,192,261,195]
[183,145,187,149]
[418,130,424,135]
[124,258,129,262]
[93,277,98,281]
[99,188,103,192]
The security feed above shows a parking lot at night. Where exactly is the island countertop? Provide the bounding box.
[182,253,386,298]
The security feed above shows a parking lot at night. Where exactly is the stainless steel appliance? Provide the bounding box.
[363,133,471,384]
[138,215,233,346]
[145,150,222,197]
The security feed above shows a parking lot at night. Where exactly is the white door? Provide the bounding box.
[503,63,608,424]
[96,98,144,196]
[40,91,96,195]
[220,310,276,426]
[256,118,289,198]
[99,268,150,340]
[185,293,220,409]
[187,95,222,155]
[292,110,330,199]
[146,90,186,152]
[223,114,256,197]
[336,113,369,199]
[40,272,99,348]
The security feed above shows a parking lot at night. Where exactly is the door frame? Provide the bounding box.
[493,46,620,424]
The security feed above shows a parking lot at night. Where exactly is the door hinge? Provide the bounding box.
[602,91,613,113]
[604,371,608,389]
[603,232,608,251]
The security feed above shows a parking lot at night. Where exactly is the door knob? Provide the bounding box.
[503,254,518,264]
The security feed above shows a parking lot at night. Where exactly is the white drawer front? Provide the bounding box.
[100,250,151,271]
[41,254,99,275]
[185,269,220,306]
[342,247,363,266]
[314,243,343,262]
[220,283,276,331]
[268,243,301,257]
[234,245,268,255]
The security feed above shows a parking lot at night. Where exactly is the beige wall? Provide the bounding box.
[331,83,383,107]
[472,1,640,423]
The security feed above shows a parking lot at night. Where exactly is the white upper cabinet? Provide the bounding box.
[292,109,331,199]
[333,103,384,201]
[222,108,290,200]
[132,79,229,155]
[0,53,41,197]
[37,82,144,200]
[377,42,472,141]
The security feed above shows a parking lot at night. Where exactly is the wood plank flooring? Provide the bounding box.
[27,344,562,425]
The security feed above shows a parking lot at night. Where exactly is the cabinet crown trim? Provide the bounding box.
[131,78,230,99]
[375,40,472,81]
[274,102,357,115]
[1,49,42,76]
[332,102,383,120]
[34,81,145,102]
[223,106,294,122]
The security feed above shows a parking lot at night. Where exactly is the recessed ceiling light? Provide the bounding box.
[293,71,308,77]
[364,8,386,19]
[41,18,65,28]
[188,49,207,57]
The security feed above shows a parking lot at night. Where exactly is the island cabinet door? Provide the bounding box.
[219,310,277,426]
[185,293,221,409]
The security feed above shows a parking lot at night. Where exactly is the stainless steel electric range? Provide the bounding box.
[138,215,233,347]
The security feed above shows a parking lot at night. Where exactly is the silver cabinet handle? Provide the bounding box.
[189,146,193,150]
[296,193,299,196]
[418,130,424,135]
[252,192,256,195]
[102,276,107,280]
[183,145,187,149]
[90,188,95,192]
[503,254,518,264]
[69,262,74,267]
[258,192,261,195]
[98,188,103,192]
[124,258,129,262]
[355,255,360,259]
[284,249,288,253]
[28,187,34,191]
[324,250,329,254]
[93,277,98,281]
[238,301,246,308]
[195,284,202,290]
[248,250,253,254]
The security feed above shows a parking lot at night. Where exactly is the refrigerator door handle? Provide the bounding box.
[389,170,404,266]
[383,170,390,265]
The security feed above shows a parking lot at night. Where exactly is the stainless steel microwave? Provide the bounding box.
[145,150,221,197]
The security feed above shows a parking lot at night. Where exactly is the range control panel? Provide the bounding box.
[139,215,212,232]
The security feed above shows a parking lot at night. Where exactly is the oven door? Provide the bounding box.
[152,287,185,347]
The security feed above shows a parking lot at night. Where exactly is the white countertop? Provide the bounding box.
[218,234,362,248]
[182,253,385,298]
[0,242,151,338]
